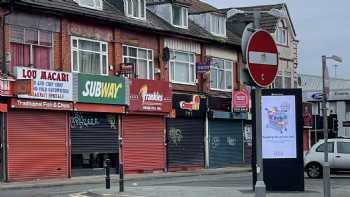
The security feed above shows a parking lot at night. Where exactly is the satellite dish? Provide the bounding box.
[241,22,254,64]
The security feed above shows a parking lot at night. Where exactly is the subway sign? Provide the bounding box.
[75,74,129,105]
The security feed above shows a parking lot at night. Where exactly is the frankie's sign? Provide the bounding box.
[16,67,73,101]
[74,74,129,105]
[129,79,172,113]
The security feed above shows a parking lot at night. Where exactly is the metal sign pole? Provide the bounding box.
[322,55,330,197]
[253,11,266,197]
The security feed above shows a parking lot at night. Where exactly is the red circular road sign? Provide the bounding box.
[247,30,278,87]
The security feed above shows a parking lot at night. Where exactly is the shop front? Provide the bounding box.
[122,79,172,174]
[6,67,73,182]
[207,96,245,168]
[71,74,128,176]
[166,93,206,171]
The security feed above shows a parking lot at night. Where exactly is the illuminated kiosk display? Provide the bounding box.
[252,89,304,191]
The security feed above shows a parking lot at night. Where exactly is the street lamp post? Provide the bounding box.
[322,55,342,197]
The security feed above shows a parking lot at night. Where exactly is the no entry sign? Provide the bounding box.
[247,30,278,87]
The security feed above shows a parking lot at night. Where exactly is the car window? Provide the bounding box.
[316,142,334,153]
[337,142,350,154]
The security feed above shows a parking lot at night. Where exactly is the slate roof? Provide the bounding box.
[11,0,240,46]
[221,3,296,37]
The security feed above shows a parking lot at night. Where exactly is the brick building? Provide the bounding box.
[0,0,297,182]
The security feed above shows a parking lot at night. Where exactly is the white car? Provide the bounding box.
[304,138,350,178]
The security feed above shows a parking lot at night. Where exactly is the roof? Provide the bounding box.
[186,0,219,14]
[221,3,296,37]
[10,0,240,46]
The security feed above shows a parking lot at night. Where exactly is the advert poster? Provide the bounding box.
[262,95,297,159]
[16,67,73,101]
[129,79,172,113]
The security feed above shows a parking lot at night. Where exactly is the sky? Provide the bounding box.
[202,0,350,79]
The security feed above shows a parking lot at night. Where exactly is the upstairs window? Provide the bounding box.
[172,5,188,28]
[123,45,154,79]
[276,20,288,45]
[210,58,232,90]
[210,14,226,37]
[71,37,108,75]
[125,0,146,20]
[10,26,53,72]
[169,50,195,84]
[74,0,103,10]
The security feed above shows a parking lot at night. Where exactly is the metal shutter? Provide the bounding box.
[122,115,165,174]
[7,110,69,181]
[70,112,118,154]
[208,120,243,168]
[166,118,205,171]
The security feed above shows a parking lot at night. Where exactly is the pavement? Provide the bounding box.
[1,170,350,197]
[0,166,251,190]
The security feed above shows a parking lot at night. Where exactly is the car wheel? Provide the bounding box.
[306,163,323,179]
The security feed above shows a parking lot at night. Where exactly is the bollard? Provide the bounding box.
[119,163,124,192]
[104,159,111,189]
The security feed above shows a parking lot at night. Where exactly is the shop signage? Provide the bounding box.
[343,121,350,127]
[304,90,350,101]
[129,79,172,113]
[196,63,210,74]
[16,67,73,101]
[303,102,313,128]
[208,96,231,111]
[119,63,136,78]
[0,78,14,96]
[14,79,34,95]
[76,74,128,105]
[10,98,73,111]
[173,93,206,118]
[232,90,249,112]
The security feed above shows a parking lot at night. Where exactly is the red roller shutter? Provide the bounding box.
[123,115,165,174]
[7,110,69,181]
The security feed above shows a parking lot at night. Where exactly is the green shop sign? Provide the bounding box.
[76,74,129,105]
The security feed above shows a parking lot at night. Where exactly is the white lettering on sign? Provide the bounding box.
[82,81,123,99]
[248,51,278,65]
[16,67,73,101]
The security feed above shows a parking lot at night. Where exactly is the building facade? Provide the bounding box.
[0,0,297,182]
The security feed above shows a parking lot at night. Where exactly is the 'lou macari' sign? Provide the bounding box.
[16,67,73,101]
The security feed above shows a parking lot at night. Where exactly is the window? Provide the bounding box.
[346,101,350,113]
[316,142,334,153]
[210,58,232,90]
[123,45,154,79]
[169,50,195,84]
[276,20,288,45]
[171,5,188,28]
[71,37,108,75]
[125,0,146,20]
[272,75,283,88]
[337,142,350,154]
[10,26,53,71]
[74,0,103,10]
[210,14,226,37]
[285,76,292,88]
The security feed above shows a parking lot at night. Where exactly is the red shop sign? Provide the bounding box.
[232,90,249,112]
[129,79,172,113]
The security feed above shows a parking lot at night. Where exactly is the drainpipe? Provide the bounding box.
[1,0,14,75]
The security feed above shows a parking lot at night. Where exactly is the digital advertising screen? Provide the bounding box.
[261,95,297,159]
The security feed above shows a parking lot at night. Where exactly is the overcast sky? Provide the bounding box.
[202,0,350,79]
